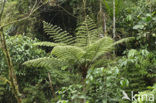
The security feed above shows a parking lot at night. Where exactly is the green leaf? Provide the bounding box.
[23,57,63,69]
[33,42,66,47]
[133,24,144,29]
[51,46,85,64]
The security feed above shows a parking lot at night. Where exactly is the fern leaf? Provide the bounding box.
[113,37,135,46]
[75,16,99,47]
[51,46,85,64]
[33,42,66,47]
[23,57,63,69]
[84,36,114,62]
[43,21,75,45]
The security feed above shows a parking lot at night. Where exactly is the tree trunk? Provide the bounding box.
[48,73,55,97]
[0,30,22,103]
[113,0,116,38]
[0,0,22,103]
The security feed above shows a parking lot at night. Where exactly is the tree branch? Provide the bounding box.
[0,0,48,29]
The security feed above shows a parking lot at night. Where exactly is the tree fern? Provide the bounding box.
[24,16,134,78]
[43,21,75,45]
[24,36,133,78]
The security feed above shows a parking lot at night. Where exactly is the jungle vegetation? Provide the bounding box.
[0,0,156,103]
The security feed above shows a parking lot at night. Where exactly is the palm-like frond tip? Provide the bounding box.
[75,16,99,47]
[43,21,75,45]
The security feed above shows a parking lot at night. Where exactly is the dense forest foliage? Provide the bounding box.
[0,0,156,103]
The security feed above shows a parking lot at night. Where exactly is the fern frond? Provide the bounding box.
[113,37,135,46]
[43,21,75,45]
[75,16,99,47]
[84,37,134,62]
[84,36,114,62]
[33,42,66,47]
[51,46,85,64]
[23,57,63,69]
